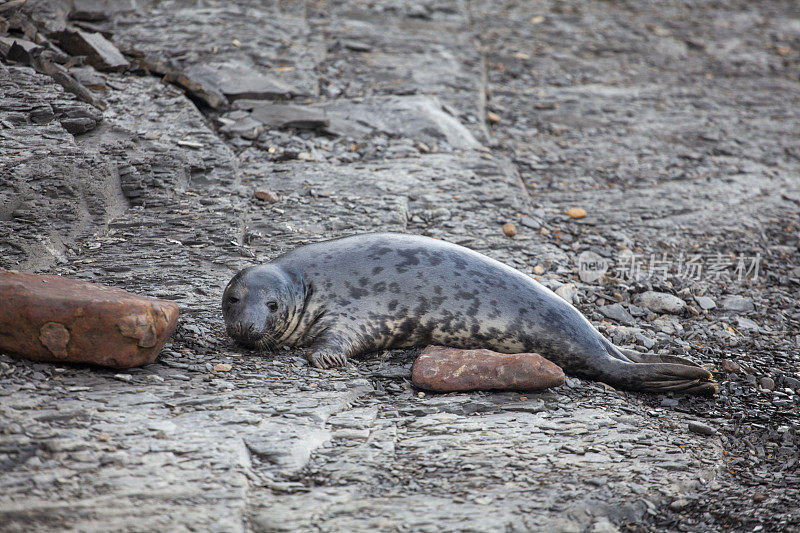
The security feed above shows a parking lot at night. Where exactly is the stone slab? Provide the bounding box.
[0,270,179,368]
[412,345,565,392]
[55,28,128,71]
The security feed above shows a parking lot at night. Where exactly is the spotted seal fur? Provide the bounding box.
[222,233,717,394]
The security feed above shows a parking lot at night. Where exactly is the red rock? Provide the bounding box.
[0,270,179,368]
[412,345,565,392]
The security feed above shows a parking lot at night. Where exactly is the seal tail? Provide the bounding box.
[597,340,718,396]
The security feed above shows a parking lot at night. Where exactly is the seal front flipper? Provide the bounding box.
[305,333,352,369]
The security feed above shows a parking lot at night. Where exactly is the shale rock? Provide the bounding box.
[55,28,128,71]
[634,291,686,315]
[186,61,300,101]
[247,102,329,130]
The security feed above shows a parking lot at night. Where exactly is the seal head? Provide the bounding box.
[222,265,300,349]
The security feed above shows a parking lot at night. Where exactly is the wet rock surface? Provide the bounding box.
[1,0,798,532]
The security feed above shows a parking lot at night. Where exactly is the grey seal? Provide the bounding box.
[222,233,717,394]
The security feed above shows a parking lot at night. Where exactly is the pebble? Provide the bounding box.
[736,317,759,330]
[213,363,233,372]
[635,333,656,349]
[687,421,717,436]
[599,303,635,325]
[720,295,755,313]
[669,499,690,511]
[113,374,133,382]
[784,376,800,390]
[502,222,517,236]
[566,207,587,219]
[720,360,741,373]
[554,283,577,304]
[694,296,716,310]
[759,377,775,391]
[254,190,280,203]
[634,291,686,315]
[520,216,541,229]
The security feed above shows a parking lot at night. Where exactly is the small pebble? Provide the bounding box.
[502,222,517,236]
[720,360,741,374]
[669,499,690,511]
[688,421,717,436]
[555,283,577,304]
[759,377,775,391]
[694,296,716,310]
[520,216,541,229]
[720,295,755,313]
[566,207,587,219]
[254,190,279,203]
[213,363,232,372]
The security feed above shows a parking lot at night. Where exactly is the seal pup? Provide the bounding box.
[222,233,717,394]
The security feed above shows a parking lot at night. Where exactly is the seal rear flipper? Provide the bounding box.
[596,358,718,396]
[615,346,705,368]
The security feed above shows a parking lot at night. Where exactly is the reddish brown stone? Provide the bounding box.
[412,345,565,392]
[0,270,179,368]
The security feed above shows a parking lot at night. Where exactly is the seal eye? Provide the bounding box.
[228,296,240,304]
[266,301,278,312]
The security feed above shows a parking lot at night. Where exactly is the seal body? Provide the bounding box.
[223,233,716,394]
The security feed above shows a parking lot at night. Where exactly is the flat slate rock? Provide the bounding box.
[55,28,129,71]
[246,102,329,129]
[0,270,179,368]
[599,303,636,325]
[0,37,43,64]
[186,61,300,101]
[411,345,565,392]
[634,291,686,315]
[323,95,480,148]
[694,295,716,310]
[720,295,755,313]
